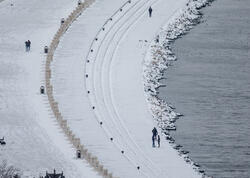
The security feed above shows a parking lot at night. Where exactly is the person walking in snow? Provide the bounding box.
[148,6,153,17]
[152,127,158,137]
[157,135,160,148]
[152,127,158,147]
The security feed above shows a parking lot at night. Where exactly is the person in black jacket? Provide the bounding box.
[148,6,153,17]
[152,127,158,137]
[152,127,158,147]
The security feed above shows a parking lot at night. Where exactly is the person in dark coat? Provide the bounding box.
[152,127,158,147]
[152,127,158,137]
[148,6,153,17]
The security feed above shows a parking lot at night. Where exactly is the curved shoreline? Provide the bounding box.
[143,0,214,176]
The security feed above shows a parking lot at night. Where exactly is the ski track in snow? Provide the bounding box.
[86,1,164,177]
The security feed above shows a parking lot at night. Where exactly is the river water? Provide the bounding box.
[158,0,250,178]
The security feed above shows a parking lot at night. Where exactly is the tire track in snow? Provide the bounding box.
[85,0,163,177]
[85,1,147,177]
[85,1,150,177]
[99,0,164,177]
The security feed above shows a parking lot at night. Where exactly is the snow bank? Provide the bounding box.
[143,0,214,176]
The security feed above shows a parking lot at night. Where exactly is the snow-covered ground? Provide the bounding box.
[0,0,100,177]
[0,0,212,177]
[51,0,203,177]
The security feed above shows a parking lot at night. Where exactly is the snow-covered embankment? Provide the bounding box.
[143,0,214,176]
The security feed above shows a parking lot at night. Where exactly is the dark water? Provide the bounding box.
[159,0,250,178]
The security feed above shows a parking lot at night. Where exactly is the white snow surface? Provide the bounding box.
[0,0,100,177]
[51,0,202,177]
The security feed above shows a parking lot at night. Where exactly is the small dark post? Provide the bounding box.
[0,137,6,145]
[77,150,81,158]
[78,0,82,5]
[61,18,65,24]
[156,35,159,43]
[44,46,49,53]
[40,86,45,94]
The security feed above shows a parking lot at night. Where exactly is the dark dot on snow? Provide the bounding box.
[95,38,98,41]
[110,18,112,21]
[128,0,131,3]
[87,91,90,94]
[11,3,14,6]
[102,27,105,31]
[121,150,124,154]
[137,166,140,170]
[87,60,90,63]
[110,137,113,141]
[120,8,122,11]
[92,106,95,109]
[91,49,93,52]
[100,121,103,125]
[86,74,88,78]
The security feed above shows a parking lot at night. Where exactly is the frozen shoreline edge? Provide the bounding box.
[143,0,214,176]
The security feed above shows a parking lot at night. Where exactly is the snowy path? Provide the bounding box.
[106,0,200,177]
[52,0,202,178]
[0,0,100,177]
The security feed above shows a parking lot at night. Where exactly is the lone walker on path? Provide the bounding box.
[148,6,153,17]
[152,127,158,147]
